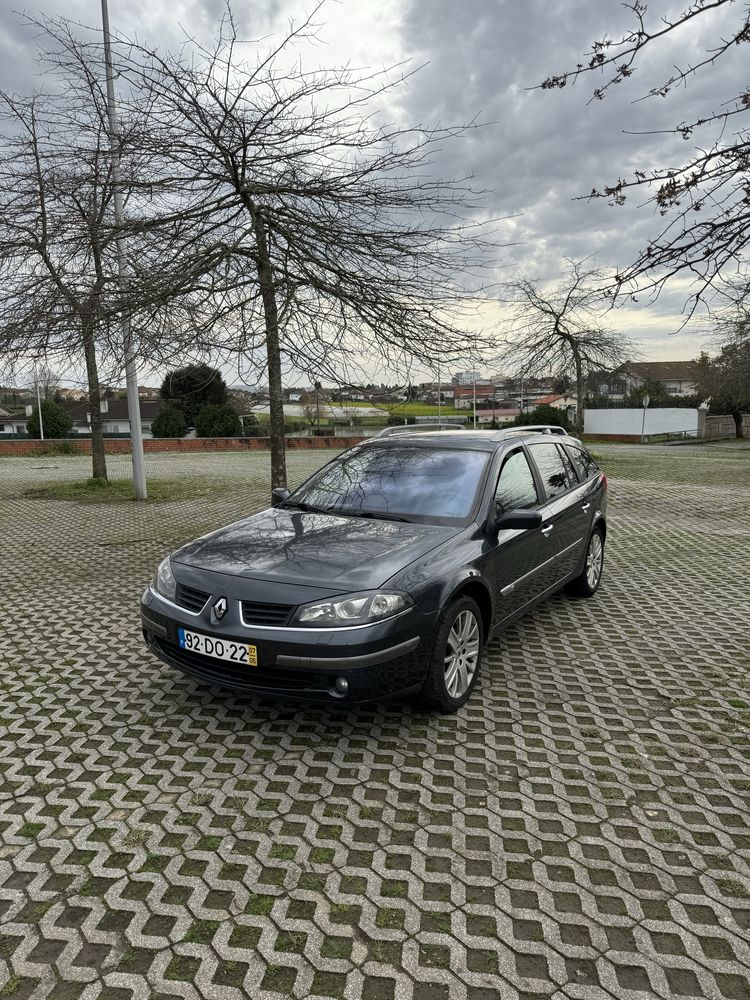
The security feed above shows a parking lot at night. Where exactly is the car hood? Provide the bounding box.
[172,507,459,590]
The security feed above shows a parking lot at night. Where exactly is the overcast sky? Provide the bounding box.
[1,0,745,385]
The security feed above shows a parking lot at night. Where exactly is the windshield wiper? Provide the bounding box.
[278,500,330,514]
[327,507,411,523]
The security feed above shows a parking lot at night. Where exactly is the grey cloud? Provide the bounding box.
[397,0,745,341]
[0,0,743,368]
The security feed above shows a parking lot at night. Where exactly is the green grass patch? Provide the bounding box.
[23,477,232,504]
[340,401,463,417]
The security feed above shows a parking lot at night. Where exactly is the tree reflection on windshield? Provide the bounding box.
[288,446,488,520]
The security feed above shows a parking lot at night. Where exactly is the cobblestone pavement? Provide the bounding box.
[1,443,749,1000]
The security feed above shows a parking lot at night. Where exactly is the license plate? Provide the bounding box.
[178,628,257,666]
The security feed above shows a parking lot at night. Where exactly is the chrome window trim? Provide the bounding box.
[238,603,412,632]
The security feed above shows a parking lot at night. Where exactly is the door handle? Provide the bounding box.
[581,503,591,512]
[541,523,554,537]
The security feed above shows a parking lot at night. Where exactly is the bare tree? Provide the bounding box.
[0,22,164,479]
[495,261,636,433]
[106,7,496,494]
[538,0,750,315]
[32,364,62,402]
[299,391,319,431]
[0,92,111,475]
[695,281,750,436]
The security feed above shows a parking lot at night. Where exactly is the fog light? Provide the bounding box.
[335,676,349,694]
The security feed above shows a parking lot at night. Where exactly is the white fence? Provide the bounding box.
[584,407,699,438]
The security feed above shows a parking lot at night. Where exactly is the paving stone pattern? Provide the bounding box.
[0,444,749,999]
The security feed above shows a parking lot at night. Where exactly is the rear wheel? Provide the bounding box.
[566,527,605,598]
[420,596,483,712]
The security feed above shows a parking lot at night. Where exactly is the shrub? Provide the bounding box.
[241,413,267,437]
[152,405,187,438]
[513,403,571,430]
[27,400,73,439]
[195,403,242,437]
[160,364,229,426]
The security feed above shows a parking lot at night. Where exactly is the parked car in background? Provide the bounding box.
[141,427,607,712]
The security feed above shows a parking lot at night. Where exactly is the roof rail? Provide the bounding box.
[494,425,569,439]
[376,423,463,438]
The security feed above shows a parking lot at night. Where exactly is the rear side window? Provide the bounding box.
[566,444,600,482]
[494,449,539,514]
[558,446,579,485]
[528,442,574,500]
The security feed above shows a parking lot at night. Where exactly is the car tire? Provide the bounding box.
[420,596,484,713]
[566,526,605,598]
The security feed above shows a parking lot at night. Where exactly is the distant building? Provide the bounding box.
[474,408,520,425]
[452,384,501,409]
[604,361,701,400]
[0,403,28,436]
[451,370,482,386]
[59,398,163,437]
[534,392,578,412]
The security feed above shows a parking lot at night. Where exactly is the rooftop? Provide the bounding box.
[618,360,701,380]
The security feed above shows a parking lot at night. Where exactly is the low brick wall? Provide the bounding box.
[0,436,365,457]
[582,433,641,443]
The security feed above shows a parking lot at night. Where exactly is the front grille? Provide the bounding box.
[153,638,314,691]
[175,583,210,613]
[241,601,294,626]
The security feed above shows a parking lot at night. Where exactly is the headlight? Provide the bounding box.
[292,590,412,627]
[153,557,177,601]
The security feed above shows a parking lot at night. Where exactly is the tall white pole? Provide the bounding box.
[34,363,44,440]
[437,363,441,422]
[472,376,477,429]
[101,0,147,500]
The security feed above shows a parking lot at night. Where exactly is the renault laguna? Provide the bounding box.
[141,426,607,712]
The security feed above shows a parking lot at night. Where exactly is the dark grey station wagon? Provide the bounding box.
[141,426,607,712]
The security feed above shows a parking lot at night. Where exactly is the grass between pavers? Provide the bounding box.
[22,477,235,504]
[591,443,750,489]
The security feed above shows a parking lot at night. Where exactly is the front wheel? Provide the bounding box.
[419,596,483,712]
[566,527,605,598]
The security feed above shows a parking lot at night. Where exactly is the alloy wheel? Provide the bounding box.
[586,533,604,590]
[444,609,480,699]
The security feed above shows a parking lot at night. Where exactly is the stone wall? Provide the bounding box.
[698,412,750,439]
[0,436,365,457]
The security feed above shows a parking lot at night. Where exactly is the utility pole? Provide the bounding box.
[472,375,477,429]
[34,363,44,440]
[101,0,147,500]
[437,363,442,422]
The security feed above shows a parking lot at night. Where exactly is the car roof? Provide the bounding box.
[360,427,583,453]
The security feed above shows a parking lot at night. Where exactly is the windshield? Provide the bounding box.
[287,445,489,521]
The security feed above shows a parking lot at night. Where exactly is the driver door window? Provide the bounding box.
[494,449,539,516]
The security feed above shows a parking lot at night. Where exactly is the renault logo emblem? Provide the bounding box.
[212,597,228,621]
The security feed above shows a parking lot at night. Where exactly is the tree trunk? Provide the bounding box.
[732,409,743,439]
[81,318,108,481]
[250,206,287,495]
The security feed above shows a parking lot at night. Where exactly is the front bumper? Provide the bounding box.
[141,588,431,704]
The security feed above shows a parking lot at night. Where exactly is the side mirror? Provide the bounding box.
[494,509,543,531]
[272,487,291,506]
